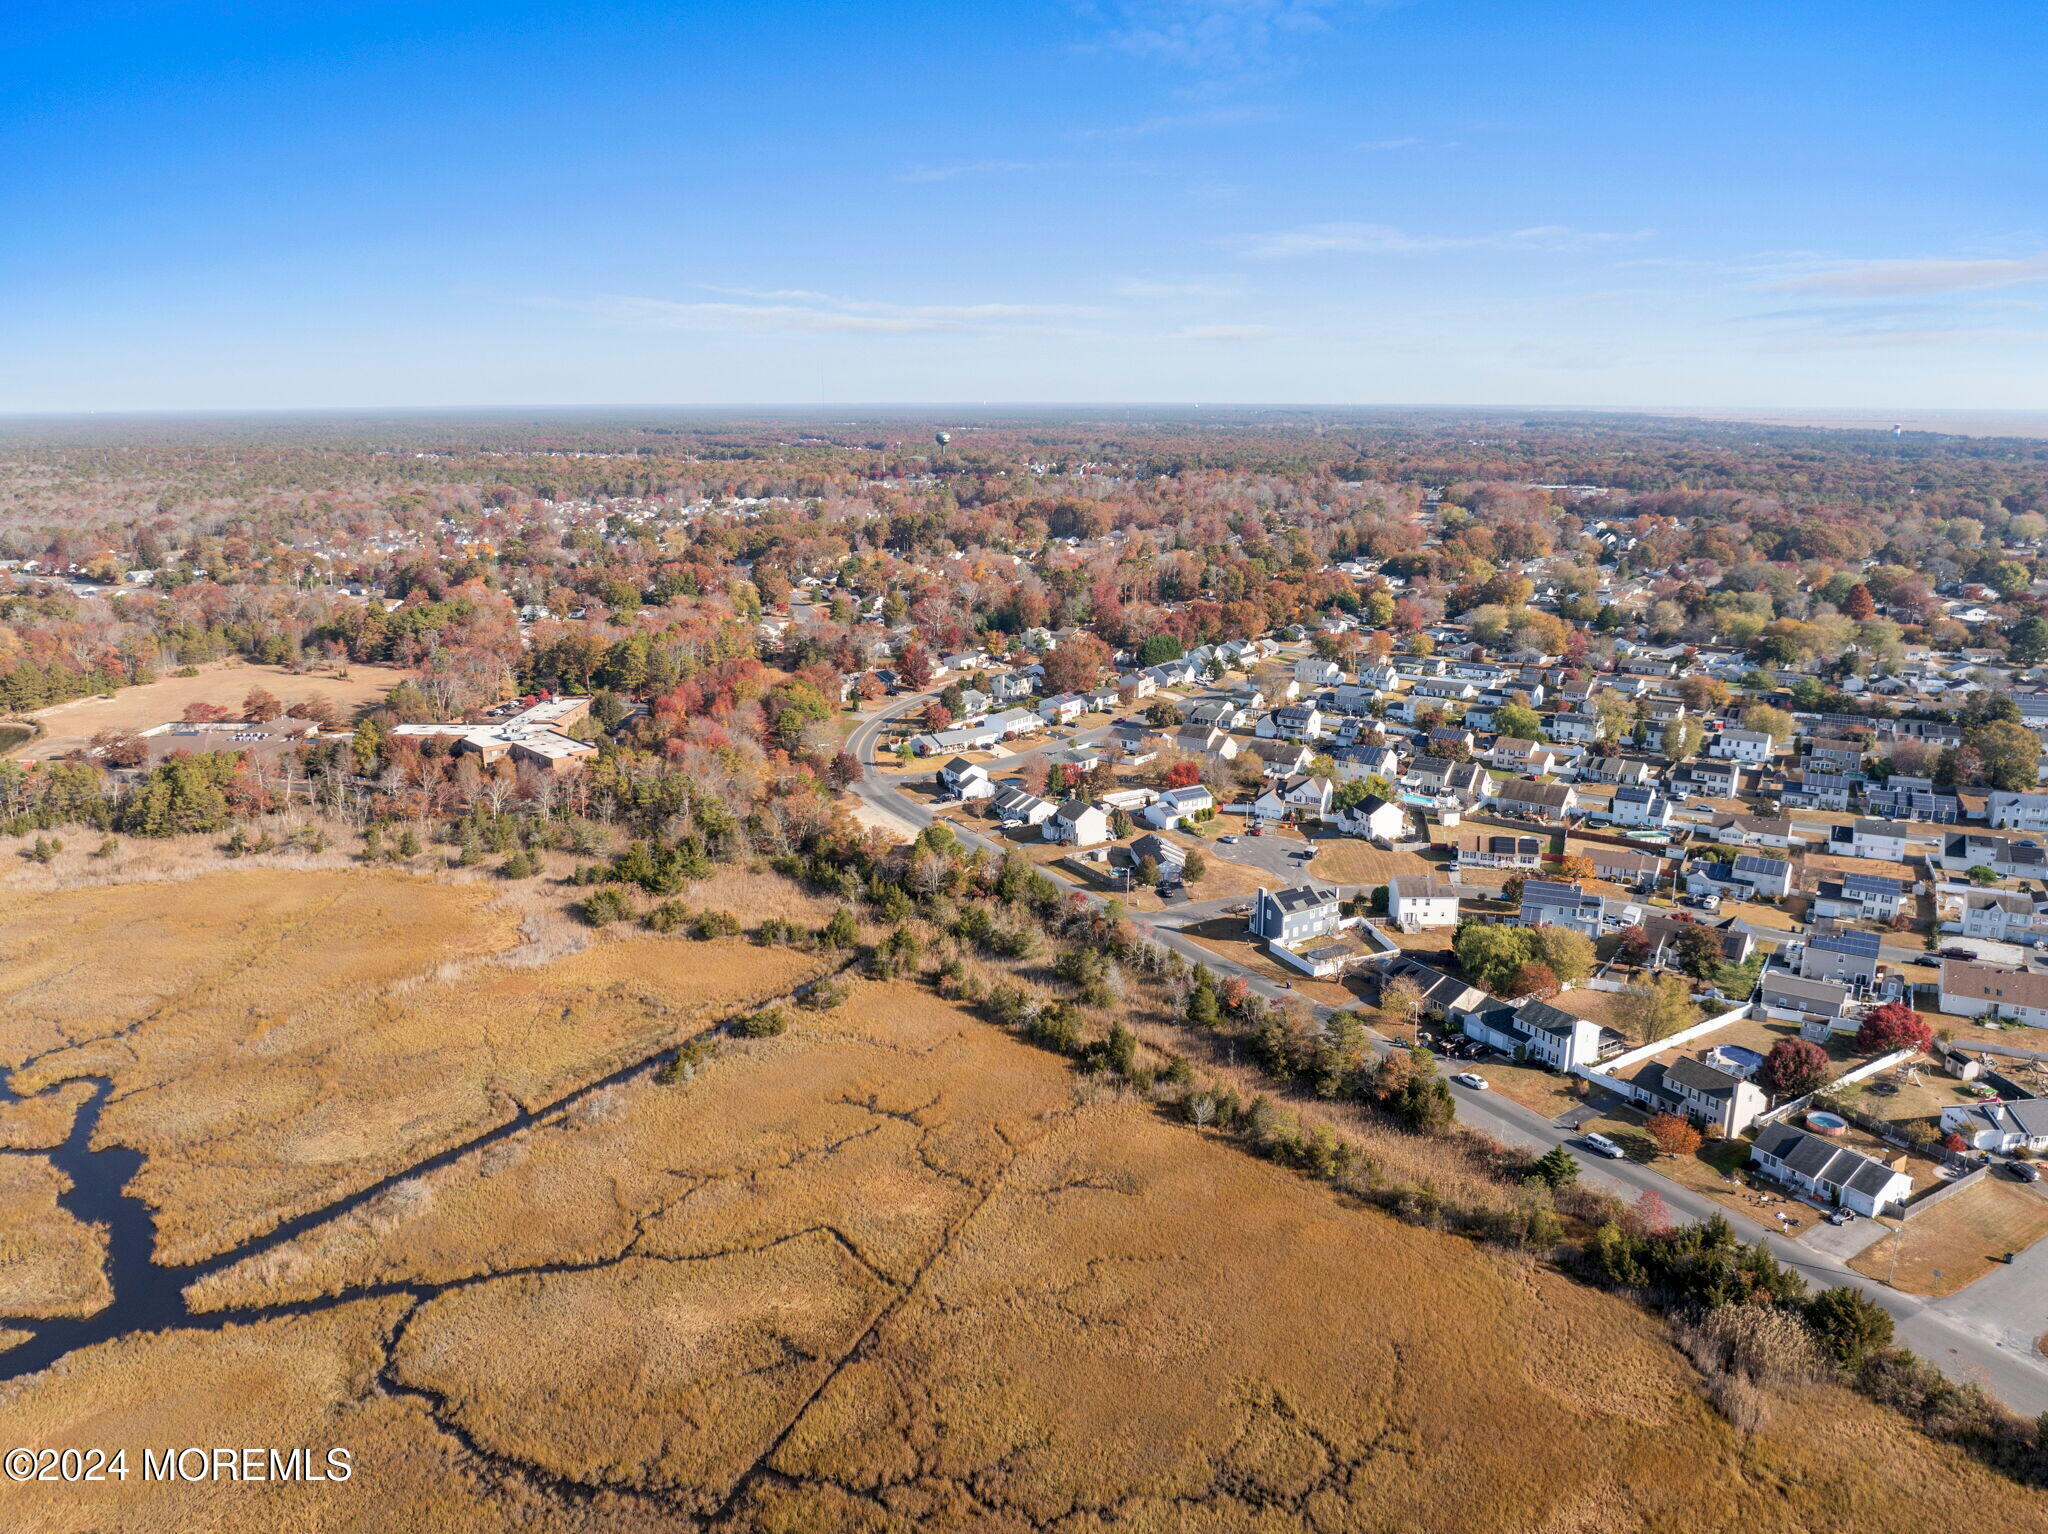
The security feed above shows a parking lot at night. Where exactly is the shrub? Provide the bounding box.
[1805,1286,1894,1365]
[579,887,634,926]
[798,978,850,1012]
[735,1006,789,1038]
[1644,1112,1703,1158]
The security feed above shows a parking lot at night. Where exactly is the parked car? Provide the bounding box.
[1451,1072,1489,1090]
[1826,1208,1856,1225]
[1938,947,1976,960]
[2008,1161,2042,1183]
[1219,834,1239,844]
[1581,1133,1627,1160]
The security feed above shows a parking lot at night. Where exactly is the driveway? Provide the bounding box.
[1207,828,1317,882]
[1799,1214,1890,1263]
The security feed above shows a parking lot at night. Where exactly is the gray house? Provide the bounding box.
[1249,883,1342,945]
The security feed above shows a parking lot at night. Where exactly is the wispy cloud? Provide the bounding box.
[1768,254,2048,297]
[1356,135,1458,151]
[1223,221,1650,259]
[894,158,1066,183]
[1174,322,1277,340]
[543,290,1106,336]
[1070,105,1271,140]
[1076,0,1373,73]
[1115,276,1245,299]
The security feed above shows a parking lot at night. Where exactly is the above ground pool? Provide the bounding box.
[1806,1111,1849,1134]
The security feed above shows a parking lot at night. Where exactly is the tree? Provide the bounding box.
[1630,1188,1671,1234]
[1508,960,1559,998]
[1136,633,1183,666]
[1554,852,1596,884]
[1841,583,1876,621]
[1182,849,1208,885]
[1614,925,1652,968]
[1387,1048,1456,1135]
[1613,974,1696,1044]
[1454,922,1536,992]
[1804,1286,1893,1365]
[1493,702,1544,742]
[2007,615,2048,666]
[1671,921,1725,979]
[1644,1112,1703,1158]
[1757,1037,1830,1098]
[1532,1145,1580,1189]
[1967,718,2040,792]
[1967,863,2000,886]
[1661,717,1704,763]
[1741,704,1794,741]
[1529,923,1594,984]
[896,641,935,690]
[1856,1001,1933,1056]
[1040,633,1112,696]
[1162,760,1201,789]
[1378,973,1424,1030]
[241,687,283,722]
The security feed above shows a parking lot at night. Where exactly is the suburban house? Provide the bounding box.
[1712,729,1776,763]
[1518,879,1605,938]
[1387,875,1461,931]
[1490,778,1578,821]
[1810,872,1910,922]
[1244,738,1313,779]
[937,757,994,801]
[1462,998,1610,1071]
[1729,854,1795,899]
[1108,721,1158,763]
[1486,737,1566,776]
[1126,832,1188,884]
[1939,1098,2048,1154]
[1939,833,2048,881]
[1253,774,1336,824]
[1834,817,1915,863]
[1750,1123,1914,1217]
[1140,785,1214,830]
[1333,794,1409,843]
[992,785,1056,828]
[1042,800,1112,847]
[1758,970,1853,1029]
[1627,1054,1769,1137]
[1545,709,1605,744]
[1574,842,1664,887]
[1249,883,1343,944]
[1959,889,2043,946]
[1453,831,1544,871]
[1259,703,1326,742]
[1605,784,1674,829]
[1989,790,2048,831]
[1169,726,1240,761]
[1379,959,1492,1024]
[1037,693,1087,726]
[1799,930,1882,990]
[1938,959,2048,1028]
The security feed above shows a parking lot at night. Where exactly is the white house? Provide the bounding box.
[1750,1123,1913,1217]
[1043,800,1112,847]
[1463,999,1607,1072]
[1989,790,2048,831]
[937,757,994,801]
[1333,793,1409,843]
[1294,657,1342,688]
[1605,784,1673,829]
[1712,728,1775,763]
[992,785,1056,827]
[1259,703,1326,742]
[1939,1099,2048,1154]
[1387,874,1460,931]
[1938,959,2048,1028]
[1254,774,1336,824]
[1141,785,1214,830]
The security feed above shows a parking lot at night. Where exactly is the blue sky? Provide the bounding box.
[4,0,2046,412]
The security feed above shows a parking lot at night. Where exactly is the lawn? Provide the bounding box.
[1305,838,1437,885]
[1849,1177,2048,1297]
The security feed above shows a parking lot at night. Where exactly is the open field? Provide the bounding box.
[4,877,2048,1529]
[0,1157,111,1319]
[0,869,836,1263]
[1304,837,1437,885]
[1852,1178,2048,1298]
[11,659,414,760]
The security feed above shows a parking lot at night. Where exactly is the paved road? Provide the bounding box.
[846,694,2048,1414]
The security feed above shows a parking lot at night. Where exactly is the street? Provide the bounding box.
[846,693,2048,1414]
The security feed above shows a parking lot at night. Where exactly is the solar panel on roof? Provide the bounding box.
[1812,931,1881,958]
